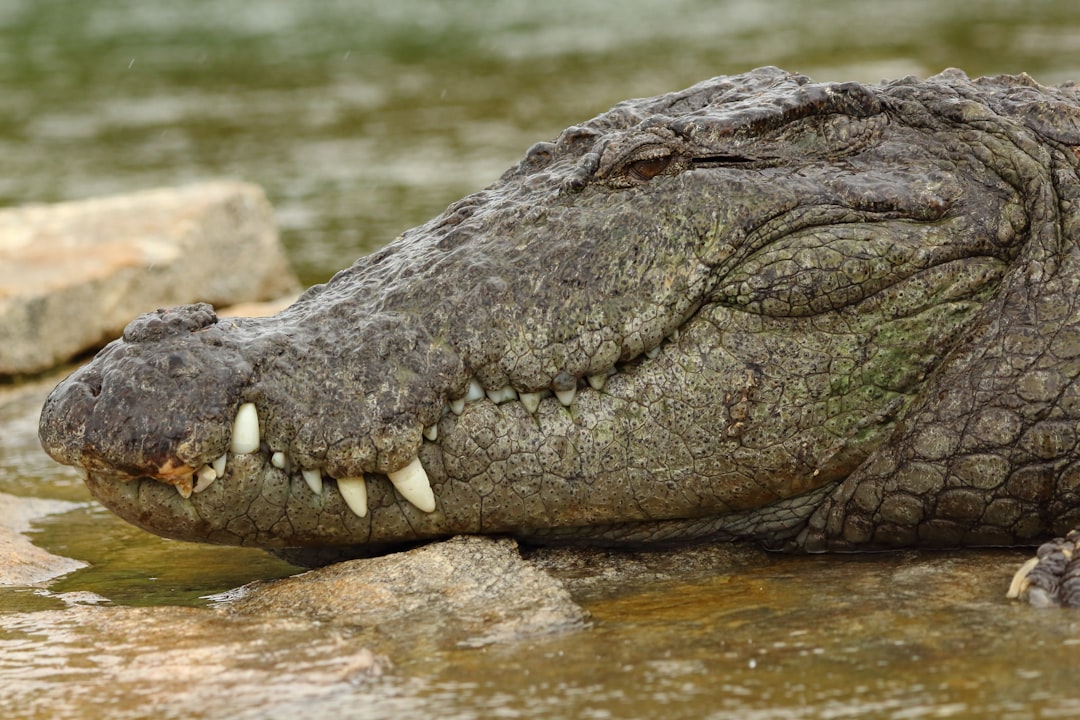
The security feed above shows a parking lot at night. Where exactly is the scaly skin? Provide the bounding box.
[37,67,1080,576]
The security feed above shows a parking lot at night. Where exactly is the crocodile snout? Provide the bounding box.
[39,303,253,495]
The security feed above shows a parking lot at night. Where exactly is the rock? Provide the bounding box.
[221,536,587,648]
[0,492,86,586]
[0,181,300,376]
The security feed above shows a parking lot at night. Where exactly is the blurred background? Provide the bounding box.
[1,0,1077,287]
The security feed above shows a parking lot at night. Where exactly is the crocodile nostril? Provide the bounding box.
[123,303,219,343]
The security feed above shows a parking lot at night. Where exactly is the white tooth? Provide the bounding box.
[555,386,577,406]
[424,424,438,442]
[193,465,217,493]
[669,328,681,342]
[520,391,543,414]
[271,451,287,469]
[230,403,261,454]
[337,476,369,518]
[450,398,465,415]
[212,453,227,477]
[465,379,485,403]
[646,346,661,359]
[486,386,518,404]
[387,457,436,513]
[302,468,324,495]
[587,372,608,391]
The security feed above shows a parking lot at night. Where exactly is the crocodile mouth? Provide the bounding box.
[80,306,694,527]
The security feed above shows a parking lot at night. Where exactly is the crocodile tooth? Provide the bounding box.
[193,465,217,493]
[554,386,577,406]
[669,328,681,342]
[175,473,195,499]
[646,346,661,359]
[230,403,261,454]
[520,391,543,414]
[271,451,287,469]
[450,398,466,415]
[301,468,324,495]
[337,476,368,518]
[424,424,439,441]
[211,453,227,477]
[465,378,485,403]
[387,457,436,513]
[486,386,518,404]
[587,372,608,391]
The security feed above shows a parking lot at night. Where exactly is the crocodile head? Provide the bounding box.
[38,67,1080,559]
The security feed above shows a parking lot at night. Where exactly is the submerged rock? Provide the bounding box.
[221,536,587,648]
[0,181,299,376]
[0,492,85,586]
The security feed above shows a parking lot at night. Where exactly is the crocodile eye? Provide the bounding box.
[627,155,674,182]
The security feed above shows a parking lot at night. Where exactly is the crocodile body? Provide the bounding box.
[38,67,1080,573]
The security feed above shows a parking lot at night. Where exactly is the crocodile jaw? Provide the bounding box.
[39,66,1030,553]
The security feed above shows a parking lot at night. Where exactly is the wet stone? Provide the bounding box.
[0,492,86,586]
[221,536,587,648]
[0,181,300,376]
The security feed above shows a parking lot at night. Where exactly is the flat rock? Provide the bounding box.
[221,535,587,648]
[0,491,85,586]
[0,181,300,376]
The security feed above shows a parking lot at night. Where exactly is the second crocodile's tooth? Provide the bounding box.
[230,403,261,454]
[587,372,608,391]
[450,398,466,415]
[211,453,227,477]
[424,424,438,442]
[301,468,324,495]
[465,379,485,403]
[520,391,542,414]
[554,386,577,406]
[387,457,436,513]
[646,346,661,359]
[193,465,217,493]
[487,386,518,404]
[337,476,369,518]
[271,451,287,469]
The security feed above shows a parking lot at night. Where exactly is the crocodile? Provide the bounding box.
[38,67,1080,602]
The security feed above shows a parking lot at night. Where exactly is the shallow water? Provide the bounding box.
[3,1,1080,717]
